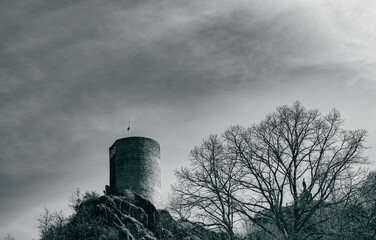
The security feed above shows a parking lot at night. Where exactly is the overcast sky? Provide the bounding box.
[1,0,376,239]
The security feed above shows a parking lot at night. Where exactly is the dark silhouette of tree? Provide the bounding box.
[36,208,66,239]
[2,234,16,240]
[170,102,369,240]
[170,135,242,240]
[340,171,376,239]
[355,171,376,238]
[223,102,368,240]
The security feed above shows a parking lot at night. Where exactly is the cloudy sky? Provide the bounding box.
[1,0,376,239]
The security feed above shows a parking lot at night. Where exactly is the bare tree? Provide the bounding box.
[2,234,15,240]
[224,102,368,240]
[341,171,376,239]
[36,208,56,237]
[68,188,82,211]
[357,171,376,238]
[36,208,66,239]
[300,171,375,240]
[170,135,242,240]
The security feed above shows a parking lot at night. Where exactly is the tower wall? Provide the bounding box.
[109,137,161,206]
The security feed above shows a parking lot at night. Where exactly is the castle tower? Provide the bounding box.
[108,137,161,206]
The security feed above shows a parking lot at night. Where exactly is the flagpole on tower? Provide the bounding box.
[127,121,131,137]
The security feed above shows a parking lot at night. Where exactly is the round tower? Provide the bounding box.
[108,137,161,206]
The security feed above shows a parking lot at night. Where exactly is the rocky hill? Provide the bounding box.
[39,192,223,240]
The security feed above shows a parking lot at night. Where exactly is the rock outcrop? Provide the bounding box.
[40,192,223,240]
[74,193,161,240]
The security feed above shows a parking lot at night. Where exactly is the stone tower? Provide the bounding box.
[108,136,161,206]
